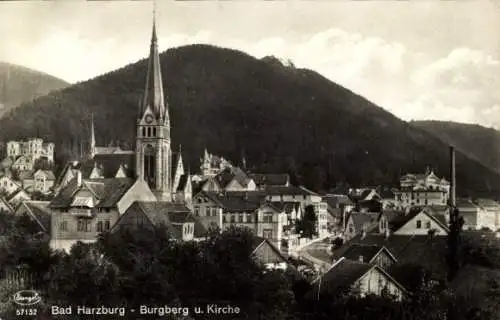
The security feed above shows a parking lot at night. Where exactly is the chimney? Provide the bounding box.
[385,228,391,239]
[76,170,82,187]
[450,146,456,207]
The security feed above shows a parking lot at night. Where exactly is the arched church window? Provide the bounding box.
[147,127,151,137]
[142,127,146,137]
[153,127,157,137]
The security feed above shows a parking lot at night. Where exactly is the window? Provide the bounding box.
[105,220,110,230]
[425,221,431,229]
[263,214,273,223]
[147,127,151,137]
[142,127,146,137]
[77,219,91,232]
[152,127,157,137]
[416,220,422,229]
[59,221,68,231]
[96,221,103,232]
[263,229,273,239]
[247,214,253,223]
[194,207,199,216]
[222,215,227,223]
[230,215,235,223]
[238,214,244,223]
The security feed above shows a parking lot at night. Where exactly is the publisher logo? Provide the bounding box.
[12,290,41,306]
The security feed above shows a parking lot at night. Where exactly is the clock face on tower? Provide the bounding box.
[145,114,154,124]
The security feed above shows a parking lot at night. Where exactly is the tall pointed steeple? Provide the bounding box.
[89,113,96,159]
[139,1,167,123]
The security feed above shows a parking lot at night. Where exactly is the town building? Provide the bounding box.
[331,244,397,270]
[199,149,233,177]
[18,169,56,194]
[6,138,55,164]
[309,257,406,301]
[395,169,450,208]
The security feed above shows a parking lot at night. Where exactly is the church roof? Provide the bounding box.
[176,174,189,192]
[249,174,289,187]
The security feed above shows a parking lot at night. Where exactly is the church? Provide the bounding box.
[48,16,202,252]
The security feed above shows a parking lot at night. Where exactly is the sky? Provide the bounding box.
[1,0,499,128]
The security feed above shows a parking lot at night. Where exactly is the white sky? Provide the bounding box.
[1,0,499,127]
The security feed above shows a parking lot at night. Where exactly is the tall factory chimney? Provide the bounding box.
[449,146,456,207]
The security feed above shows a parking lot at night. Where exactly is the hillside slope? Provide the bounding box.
[413,120,500,174]
[0,62,69,118]
[0,44,499,196]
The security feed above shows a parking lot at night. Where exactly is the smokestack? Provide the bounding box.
[449,146,456,207]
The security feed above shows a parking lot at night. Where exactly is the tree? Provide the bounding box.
[296,205,318,239]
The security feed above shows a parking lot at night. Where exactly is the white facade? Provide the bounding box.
[7,138,55,163]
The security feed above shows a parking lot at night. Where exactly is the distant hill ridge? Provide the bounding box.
[0,44,499,197]
[0,62,69,118]
[413,120,500,175]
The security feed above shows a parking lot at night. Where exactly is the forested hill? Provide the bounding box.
[413,120,500,175]
[0,62,69,118]
[0,44,499,197]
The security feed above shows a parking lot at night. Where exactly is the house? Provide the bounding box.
[349,188,381,202]
[0,197,13,213]
[331,244,397,270]
[11,155,34,172]
[14,201,52,236]
[18,169,56,194]
[395,169,450,208]
[343,212,380,240]
[192,191,287,250]
[48,172,157,252]
[323,194,355,232]
[309,257,407,301]
[214,167,257,191]
[264,185,329,237]
[249,174,290,189]
[6,188,30,208]
[472,198,500,231]
[380,206,449,236]
[335,233,449,278]
[0,175,21,196]
[251,236,290,270]
[174,174,193,205]
[457,198,494,231]
[112,201,207,241]
[6,138,55,163]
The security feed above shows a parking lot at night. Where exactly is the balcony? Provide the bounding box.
[70,208,95,218]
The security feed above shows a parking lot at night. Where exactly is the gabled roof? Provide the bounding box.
[334,234,448,277]
[474,198,500,208]
[323,195,354,207]
[202,191,267,213]
[6,188,29,202]
[18,170,34,180]
[249,174,289,186]
[340,244,397,264]
[34,169,56,180]
[385,206,449,233]
[311,257,407,296]
[118,201,206,239]
[251,235,289,264]
[49,178,135,209]
[92,153,135,178]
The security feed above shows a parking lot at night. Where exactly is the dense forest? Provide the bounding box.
[1,45,500,196]
[413,120,500,175]
[0,62,69,118]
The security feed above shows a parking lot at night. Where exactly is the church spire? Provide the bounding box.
[140,1,167,123]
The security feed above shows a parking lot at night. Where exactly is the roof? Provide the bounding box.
[176,174,189,192]
[348,212,379,232]
[18,170,34,180]
[314,258,374,295]
[18,201,51,233]
[215,167,252,188]
[92,153,135,178]
[120,201,207,239]
[334,234,448,277]
[323,195,354,207]
[249,174,289,186]
[6,188,29,202]
[263,185,318,196]
[340,244,397,264]
[251,235,289,264]
[474,198,500,208]
[49,178,135,209]
[202,191,268,213]
[384,206,449,233]
[0,197,13,212]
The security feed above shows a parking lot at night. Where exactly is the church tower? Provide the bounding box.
[135,11,172,201]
